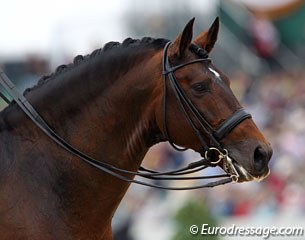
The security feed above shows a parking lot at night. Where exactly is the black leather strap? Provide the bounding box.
[162,42,251,155]
[214,109,252,140]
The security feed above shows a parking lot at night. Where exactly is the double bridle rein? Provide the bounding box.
[0,41,251,190]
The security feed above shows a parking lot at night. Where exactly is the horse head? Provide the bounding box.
[155,18,272,182]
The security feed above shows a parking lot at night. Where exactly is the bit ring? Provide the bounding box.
[205,147,228,165]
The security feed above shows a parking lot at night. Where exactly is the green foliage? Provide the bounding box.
[172,199,219,240]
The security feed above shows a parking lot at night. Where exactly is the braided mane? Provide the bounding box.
[24,37,169,94]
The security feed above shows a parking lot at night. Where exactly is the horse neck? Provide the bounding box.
[21,48,164,160]
[0,48,164,237]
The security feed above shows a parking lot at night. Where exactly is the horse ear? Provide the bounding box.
[194,17,219,53]
[170,18,195,57]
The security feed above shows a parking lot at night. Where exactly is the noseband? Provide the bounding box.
[0,42,251,190]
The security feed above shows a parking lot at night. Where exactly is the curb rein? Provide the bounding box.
[0,42,251,190]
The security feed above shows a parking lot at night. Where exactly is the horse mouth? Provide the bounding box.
[223,158,270,183]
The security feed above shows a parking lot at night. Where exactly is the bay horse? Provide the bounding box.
[0,18,272,239]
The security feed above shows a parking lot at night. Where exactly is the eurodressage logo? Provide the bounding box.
[189,224,305,239]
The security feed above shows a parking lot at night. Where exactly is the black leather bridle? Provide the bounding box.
[0,42,251,190]
[162,42,251,154]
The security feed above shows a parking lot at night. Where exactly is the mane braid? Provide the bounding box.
[189,44,209,59]
[23,37,169,95]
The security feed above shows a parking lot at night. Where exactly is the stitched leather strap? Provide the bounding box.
[214,109,252,140]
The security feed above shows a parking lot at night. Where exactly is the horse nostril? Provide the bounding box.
[253,146,268,172]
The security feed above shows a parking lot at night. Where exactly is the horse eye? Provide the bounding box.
[192,82,209,93]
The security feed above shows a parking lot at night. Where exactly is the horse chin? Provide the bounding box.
[232,161,270,183]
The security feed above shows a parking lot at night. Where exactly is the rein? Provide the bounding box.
[0,42,251,190]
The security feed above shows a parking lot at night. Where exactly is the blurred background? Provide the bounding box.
[1,0,305,239]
